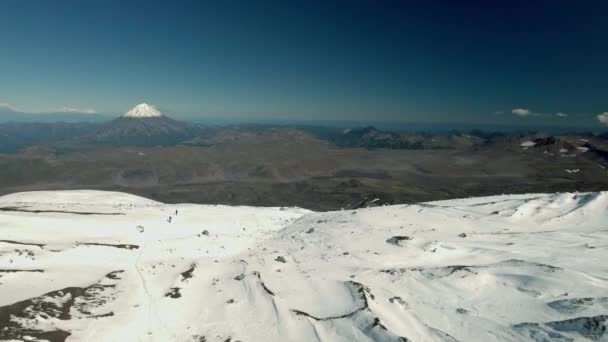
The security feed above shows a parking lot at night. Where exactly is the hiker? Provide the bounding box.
[168,216,172,223]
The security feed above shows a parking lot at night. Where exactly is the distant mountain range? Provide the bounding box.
[1,115,607,210]
[0,104,206,152]
[1,103,608,157]
[0,104,111,123]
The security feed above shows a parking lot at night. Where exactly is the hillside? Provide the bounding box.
[1,127,607,210]
[0,190,606,341]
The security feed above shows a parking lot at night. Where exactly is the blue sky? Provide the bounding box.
[1,0,607,128]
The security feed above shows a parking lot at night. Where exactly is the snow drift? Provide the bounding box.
[0,190,607,341]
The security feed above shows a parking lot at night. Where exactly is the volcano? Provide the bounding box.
[90,103,202,146]
[123,103,163,118]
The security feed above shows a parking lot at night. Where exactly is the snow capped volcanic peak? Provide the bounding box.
[124,103,162,118]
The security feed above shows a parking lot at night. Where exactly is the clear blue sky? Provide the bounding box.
[1,0,607,127]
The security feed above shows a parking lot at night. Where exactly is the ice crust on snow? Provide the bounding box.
[0,190,607,341]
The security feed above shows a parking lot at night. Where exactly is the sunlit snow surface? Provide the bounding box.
[0,190,607,341]
[124,103,163,118]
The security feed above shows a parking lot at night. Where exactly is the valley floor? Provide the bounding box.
[0,190,607,341]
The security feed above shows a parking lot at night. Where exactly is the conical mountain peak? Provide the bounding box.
[124,103,163,118]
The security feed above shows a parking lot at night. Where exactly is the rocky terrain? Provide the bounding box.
[1,123,607,209]
[0,106,607,210]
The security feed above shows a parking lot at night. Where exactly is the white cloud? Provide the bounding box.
[512,108,532,116]
[598,112,608,126]
[59,106,97,114]
[0,102,20,112]
[555,112,568,117]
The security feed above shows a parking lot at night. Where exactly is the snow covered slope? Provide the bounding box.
[0,190,607,341]
[124,103,163,118]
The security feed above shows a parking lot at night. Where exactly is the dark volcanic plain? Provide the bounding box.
[1,124,607,210]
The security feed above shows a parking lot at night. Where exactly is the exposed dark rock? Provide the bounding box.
[532,136,557,146]
[548,297,608,315]
[0,239,45,248]
[252,271,275,296]
[389,296,406,305]
[181,264,196,280]
[165,288,181,299]
[0,271,120,341]
[386,236,411,246]
[514,315,607,341]
[0,269,44,273]
[77,242,139,250]
[105,271,124,280]
[274,256,287,263]
[381,265,477,279]
[0,207,124,215]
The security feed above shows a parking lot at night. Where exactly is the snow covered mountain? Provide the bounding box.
[0,190,607,341]
[124,103,163,118]
[86,104,202,146]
